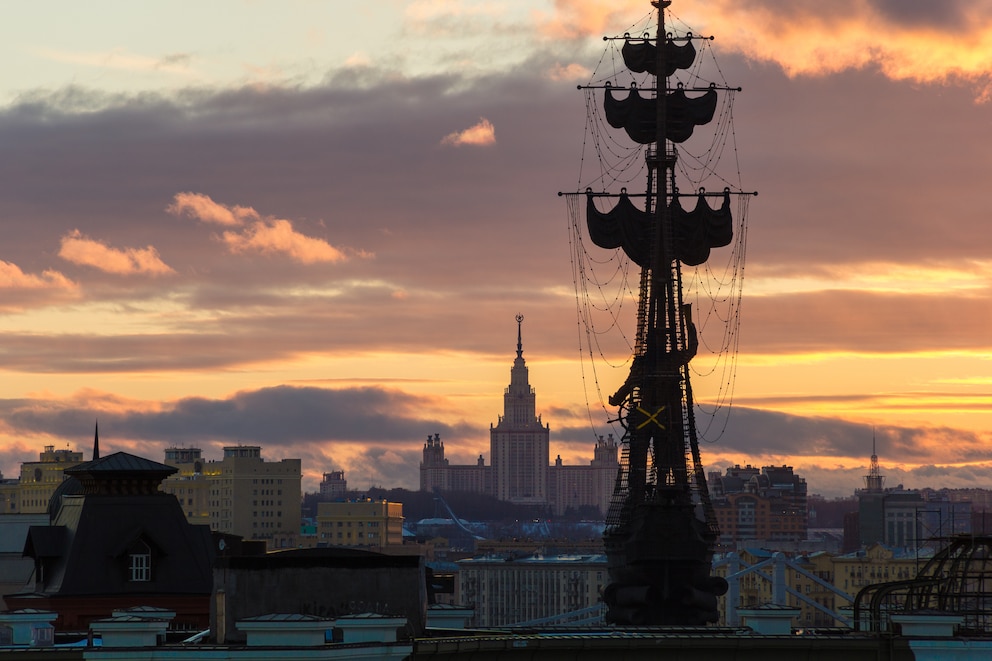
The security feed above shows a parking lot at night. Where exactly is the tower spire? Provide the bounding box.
[93,420,100,461]
[865,427,884,492]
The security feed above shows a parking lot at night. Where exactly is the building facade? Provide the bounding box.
[419,316,618,516]
[420,435,491,495]
[161,445,301,549]
[709,464,808,546]
[315,499,404,551]
[319,471,348,498]
[832,543,920,594]
[2,446,87,515]
[854,445,970,550]
[548,434,619,516]
[457,554,606,627]
[714,549,845,628]
[714,543,927,628]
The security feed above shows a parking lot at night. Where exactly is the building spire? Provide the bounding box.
[515,313,524,359]
[93,420,100,460]
[865,426,884,492]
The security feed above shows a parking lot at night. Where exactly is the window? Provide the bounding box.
[129,541,151,582]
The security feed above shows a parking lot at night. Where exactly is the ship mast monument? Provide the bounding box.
[567,0,756,625]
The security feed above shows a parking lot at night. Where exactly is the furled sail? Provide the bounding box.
[604,84,718,144]
[673,190,733,266]
[586,190,732,267]
[621,38,696,77]
[586,193,651,267]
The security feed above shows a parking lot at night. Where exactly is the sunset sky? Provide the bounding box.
[3,0,992,499]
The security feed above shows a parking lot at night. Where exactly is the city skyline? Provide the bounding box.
[3,1,992,499]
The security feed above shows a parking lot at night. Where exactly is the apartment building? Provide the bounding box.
[315,499,404,551]
[161,445,301,549]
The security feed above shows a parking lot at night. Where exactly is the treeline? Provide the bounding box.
[303,488,597,523]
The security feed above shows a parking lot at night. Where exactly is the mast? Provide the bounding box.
[593,0,731,625]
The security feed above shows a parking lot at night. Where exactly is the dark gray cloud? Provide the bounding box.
[700,406,992,464]
[869,0,968,28]
[0,385,988,496]
[715,0,975,33]
[1,385,477,445]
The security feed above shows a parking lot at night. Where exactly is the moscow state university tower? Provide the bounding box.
[490,314,550,505]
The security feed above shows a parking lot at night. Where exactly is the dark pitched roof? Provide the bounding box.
[65,452,177,496]
[65,451,175,476]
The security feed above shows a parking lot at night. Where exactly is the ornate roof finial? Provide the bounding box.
[515,313,524,359]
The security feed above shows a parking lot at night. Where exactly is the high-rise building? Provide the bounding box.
[852,441,969,550]
[490,314,550,505]
[161,445,301,549]
[418,316,618,516]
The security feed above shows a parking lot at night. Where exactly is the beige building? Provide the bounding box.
[714,543,927,628]
[458,554,607,627]
[161,445,301,550]
[715,549,843,628]
[316,499,404,551]
[0,476,18,515]
[5,445,87,514]
[548,435,619,516]
[832,542,920,594]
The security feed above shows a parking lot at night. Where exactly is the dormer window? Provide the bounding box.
[128,540,151,582]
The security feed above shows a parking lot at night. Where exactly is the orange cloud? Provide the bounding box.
[542,1,992,99]
[0,260,76,290]
[441,117,496,147]
[221,218,348,264]
[535,0,640,41]
[692,1,992,98]
[547,62,592,81]
[169,192,359,264]
[58,230,175,276]
[166,191,259,226]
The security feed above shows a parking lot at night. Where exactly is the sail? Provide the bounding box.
[585,193,650,267]
[621,38,697,77]
[673,190,733,266]
[604,84,718,144]
[586,190,733,267]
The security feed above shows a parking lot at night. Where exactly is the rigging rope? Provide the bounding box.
[566,9,751,446]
